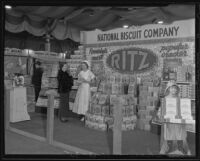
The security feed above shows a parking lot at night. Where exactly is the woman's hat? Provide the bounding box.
[165,80,179,95]
[82,60,90,67]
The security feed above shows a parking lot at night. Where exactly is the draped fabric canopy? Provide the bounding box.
[5,5,195,42]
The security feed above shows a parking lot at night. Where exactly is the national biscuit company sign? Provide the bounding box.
[97,26,179,42]
[106,48,158,74]
[83,19,194,76]
[81,19,194,44]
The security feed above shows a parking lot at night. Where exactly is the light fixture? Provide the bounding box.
[152,18,164,24]
[89,11,94,16]
[123,25,129,29]
[5,5,12,9]
[157,20,164,24]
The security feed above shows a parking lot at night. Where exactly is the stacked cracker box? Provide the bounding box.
[178,84,190,98]
[176,66,187,82]
[85,74,138,131]
[69,45,84,79]
[108,94,138,131]
[85,93,109,131]
[189,83,195,99]
[178,84,195,99]
[137,82,159,131]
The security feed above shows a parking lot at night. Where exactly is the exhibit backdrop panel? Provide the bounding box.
[82,19,195,80]
[4,56,28,77]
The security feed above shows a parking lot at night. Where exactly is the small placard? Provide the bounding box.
[164,98,177,119]
[180,98,193,120]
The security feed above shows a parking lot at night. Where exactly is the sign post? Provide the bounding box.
[113,96,123,154]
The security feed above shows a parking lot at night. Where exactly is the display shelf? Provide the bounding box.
[48,87,58,89]
[65,59,83,63]
[162,81,192,84]
[48,76,57,78]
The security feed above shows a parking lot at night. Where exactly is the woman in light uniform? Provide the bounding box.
[73,60,95,121]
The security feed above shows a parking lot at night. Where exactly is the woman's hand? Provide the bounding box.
[82,79,90,84]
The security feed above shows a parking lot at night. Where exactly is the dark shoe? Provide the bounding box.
[79,115,84,120]
[60,118,69,122]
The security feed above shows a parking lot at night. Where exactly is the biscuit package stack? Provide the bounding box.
[137,81,160,131]
[85,75,138,131]
[108,94,138,131]
[178,83,195,99]
[69,46,84,79]
[85,93,110,131]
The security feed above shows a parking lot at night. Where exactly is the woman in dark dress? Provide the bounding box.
[57,63,73,122]
[32,61,43,103]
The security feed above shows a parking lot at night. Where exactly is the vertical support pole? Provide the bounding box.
[113,96,123,154]
[45,34,51,55]
[160,124,164,149]
[46,94,54,144]
[5,89,10,130]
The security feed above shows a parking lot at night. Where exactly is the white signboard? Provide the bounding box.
[164,98,177,119]
[180,98,193,120]
[82,19,194,44]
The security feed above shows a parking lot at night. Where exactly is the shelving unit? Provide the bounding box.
[35,47,85,111]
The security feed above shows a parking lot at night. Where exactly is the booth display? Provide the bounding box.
[137,80,160,131]
[79,18,195,154]
[36,47,85,109]
[85,75,138,131]
[4,17,196,155]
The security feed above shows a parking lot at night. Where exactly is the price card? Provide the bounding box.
[164,98,177,119]
[180,98,193,120]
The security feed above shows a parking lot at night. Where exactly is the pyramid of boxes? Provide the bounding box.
[137,81,160,131]
[85,74,138,131]
[69,45,84,80]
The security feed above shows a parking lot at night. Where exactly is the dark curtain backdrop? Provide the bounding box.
[4,31,80,53]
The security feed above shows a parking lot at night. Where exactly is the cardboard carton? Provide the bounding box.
[101,105,110,116]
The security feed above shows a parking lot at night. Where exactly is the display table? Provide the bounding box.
[8,87,30,122]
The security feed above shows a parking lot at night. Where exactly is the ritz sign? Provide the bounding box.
[106,48,158,74]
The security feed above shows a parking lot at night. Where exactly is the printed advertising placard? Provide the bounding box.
[81,19,194,81]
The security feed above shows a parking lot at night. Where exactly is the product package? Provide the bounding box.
[93,104,102,115]
[104,83,112,94]
[98,123,107,131]
[98,94,109,105]
[110,95,118,105]
[126,123,136,130]
[125,106,134,116]
[128,83,136,94]
[112,83,120,94]
[101,105,110,116]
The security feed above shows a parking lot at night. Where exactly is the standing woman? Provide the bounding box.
[32,61,43,103]
[73,60,95,121]
[57,63,73,122]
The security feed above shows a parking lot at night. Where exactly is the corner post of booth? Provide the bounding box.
[47,93,55,144]
[113,96,123,155]
[5,88,10,130]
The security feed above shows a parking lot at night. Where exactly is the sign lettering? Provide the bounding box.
[97,26,180,42]
[106,48,158,74]
[160,43,189,57]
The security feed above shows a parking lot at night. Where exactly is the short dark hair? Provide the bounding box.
[35,61,41,65]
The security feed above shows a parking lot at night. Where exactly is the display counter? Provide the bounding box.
[6,87,30,122]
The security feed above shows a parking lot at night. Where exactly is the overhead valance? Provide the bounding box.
[5,13,82,42]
